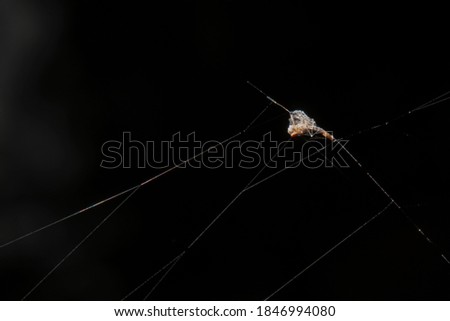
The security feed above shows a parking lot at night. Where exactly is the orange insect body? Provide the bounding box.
[288,110,334,141]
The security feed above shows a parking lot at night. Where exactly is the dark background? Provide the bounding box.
[1,0,449,300]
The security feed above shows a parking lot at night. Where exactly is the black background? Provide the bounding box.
[1,0,450,300]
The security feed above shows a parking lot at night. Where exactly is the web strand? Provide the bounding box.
[337,141,450,265]
[242,135,449,299]
[22,185,141,300]
[121,251,185,301]
[247,81,291,113]
[264,201,394,300]
[143,253,185,301]
[349,90,450,138]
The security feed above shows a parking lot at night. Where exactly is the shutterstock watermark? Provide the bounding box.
[100,132,349,170]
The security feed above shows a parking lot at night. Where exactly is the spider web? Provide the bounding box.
[2,85,450,300]
[2,0,450,303]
